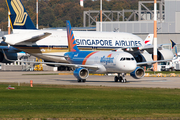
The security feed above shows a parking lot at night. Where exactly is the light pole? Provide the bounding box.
[36,0,38,29]
[8,11,10,34]
[100,0,102,32]
[153,0,157,71]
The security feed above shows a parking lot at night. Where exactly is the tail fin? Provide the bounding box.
[144,34,154,45]
[170,39,178,57]
[66,20,79,52]
[6,0,36,29]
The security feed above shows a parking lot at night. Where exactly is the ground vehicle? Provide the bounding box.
[157,52,180,71]
[159,62,174,71]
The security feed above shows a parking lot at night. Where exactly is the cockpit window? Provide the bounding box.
[120,57,135,61]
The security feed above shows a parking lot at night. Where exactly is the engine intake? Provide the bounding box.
[130,67,145,79]
[73,67,89,80]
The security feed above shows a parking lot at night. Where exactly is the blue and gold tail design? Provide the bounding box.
[6,0,36,29]
[66,20,79,52]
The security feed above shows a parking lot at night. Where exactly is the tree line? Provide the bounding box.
[0,0,153,31]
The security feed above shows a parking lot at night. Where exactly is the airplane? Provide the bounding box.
[2,0,174,66]
[3,20,175,83]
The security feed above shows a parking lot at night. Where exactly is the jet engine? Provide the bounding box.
[134,52,153,63]
[73,67,89,80]
[0,51,18,63]
[146,48,174,60]
[130,67,145,79]
[155,49,174,60]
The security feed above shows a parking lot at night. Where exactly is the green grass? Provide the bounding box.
[0,83,180,119]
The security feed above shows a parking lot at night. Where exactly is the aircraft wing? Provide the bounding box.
[16,32,51,44]
[137,59,173,66]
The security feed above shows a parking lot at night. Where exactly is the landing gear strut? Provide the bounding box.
[114,73,127,83]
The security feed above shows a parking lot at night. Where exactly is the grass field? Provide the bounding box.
[0,83,180,119]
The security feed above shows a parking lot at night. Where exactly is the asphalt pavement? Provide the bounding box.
[0,71,179,88]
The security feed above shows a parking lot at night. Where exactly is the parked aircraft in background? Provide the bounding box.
[3,20,175,83]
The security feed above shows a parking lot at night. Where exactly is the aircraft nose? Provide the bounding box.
[121,61,137,72]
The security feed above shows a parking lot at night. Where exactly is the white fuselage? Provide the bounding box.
[66,51,137,73]
[86,51,137,73]
[4,29,145,63]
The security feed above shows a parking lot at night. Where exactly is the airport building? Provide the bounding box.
[84,0,180,53]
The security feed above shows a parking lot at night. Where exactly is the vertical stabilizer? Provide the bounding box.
[170,39,177,57]
[144,34,154,45]
[66,20,79,52]
[6,0,36,29]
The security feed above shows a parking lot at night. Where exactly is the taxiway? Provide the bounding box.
[0,71,179,88]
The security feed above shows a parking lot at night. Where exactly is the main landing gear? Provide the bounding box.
[114,73,127,83]
[77,79,86,82]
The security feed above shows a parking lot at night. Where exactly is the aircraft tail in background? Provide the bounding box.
[144,34,154,45]
[170,39,178,57]
[66,20,79,52]
[6,0,36,30]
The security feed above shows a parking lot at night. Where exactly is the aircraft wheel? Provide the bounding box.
[77,79,82,82]
[114,76,119,82]
[121,79,127,83]
[82,79,86,82]
[119,76,123,82]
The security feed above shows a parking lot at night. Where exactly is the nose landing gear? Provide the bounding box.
[114,73,127,83]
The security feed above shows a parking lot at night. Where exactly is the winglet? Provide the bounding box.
[170,39,178,58]
[5,0,36,30]
[66,20,79,52]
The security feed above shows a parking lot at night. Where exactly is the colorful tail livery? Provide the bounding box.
[6,0,36,29]
[170,39,178,57]
[66,20,79,52]
[144,34,154,45]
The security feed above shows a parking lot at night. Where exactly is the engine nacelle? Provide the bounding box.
[156,49,174,60]
[73,67,89,80]
[130,67,145,79]
[134,52,153,63]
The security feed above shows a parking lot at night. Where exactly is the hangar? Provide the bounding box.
[84,0,180,54]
